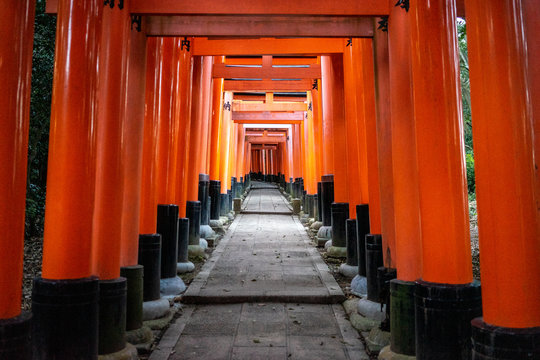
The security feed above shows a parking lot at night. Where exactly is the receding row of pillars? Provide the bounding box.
[1,0,540,359]
[278,2,540,360]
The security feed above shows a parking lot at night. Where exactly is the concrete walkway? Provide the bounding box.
[150,187,368,360]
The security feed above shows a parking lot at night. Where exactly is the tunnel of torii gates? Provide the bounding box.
[1,0,539,359]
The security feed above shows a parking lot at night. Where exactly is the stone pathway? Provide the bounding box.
[241,183,292,214]
[149,187,368,360]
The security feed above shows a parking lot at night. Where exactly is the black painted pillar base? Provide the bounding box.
[32,276,99,360]
[356,204,370,277]
[287,177,293,196]
[98,277,127,355]
[339,218,358,278]
[120,265,143,332]
[321,175,334,227]
[415,279,482,360]
[231,177,237,200]
[472,318,540,359]
[177,218,195,274]
[328,202,348,259]
[198,174,210,226]
[345,219,358,266]
[186,200,205,258]
[177,218,190,264]
[186,201,201,247]
[316,182,323,222]
[365,234,383,302]
[219,193,229,216]
[312,194,319,221]
[227,189,233,212]
[157,204,179,279]
[209,180,221,220]
[377,267,397,331]
[0,312,32,360]
[390,279,416,356]
[138,234,161,302]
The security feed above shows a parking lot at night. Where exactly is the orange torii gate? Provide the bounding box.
[1,1,538,359]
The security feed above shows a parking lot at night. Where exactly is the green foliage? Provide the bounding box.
[465,151,475,195]
[457,19,475,195]
[25,0,55,238]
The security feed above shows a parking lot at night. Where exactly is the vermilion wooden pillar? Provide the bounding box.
[229,122,239,183]
[209,57,225,181]
[320,56,335,176]
[281,139,288,181]
[92,2,131,280]
[186,56,210,201]
[410,1,480,358]
[305,92,317,194]
[322,54,349,257]
[0,0,35,323]
[467,2,540,357]
[237,126,246,179]
[139,38,161,233]
[388,7,422,285]
[343,42,362,219]
[357,39,382,234]
[524,1,540,210]
[219,92,232,194]
[287,128,294,181]
[154,38,176,205]
[293,124,303,180]
[385,5,423,357]
[118,21,148,340]
[172,39,193,218]
[120,15,148,267]
[245,140,251,179]
[352,43,370,205]
[322,54,348,204]
[37,0,102,357]
[312,78,324,182]
[373,22,396,268]
[42,0,101,280]
[92,6,134,355]
[201,57,214,175]
[300,121,307,185]
[411,0,472,287]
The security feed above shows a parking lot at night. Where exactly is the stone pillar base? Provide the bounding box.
[316,225,332,247]
[351,275,367,297]
[200,224,216,241]
[233,198,242,212]
[125,325,153,346]
[142,298,170,321]
[327,246,347,258]
[292,199,301,214]
[357,297,386,322]
[366,327,391,355]
[177,261,195,274]
[311,221,323,232]
[159,276,186,298]
[339,263,358,278]
[188,244,206,258]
